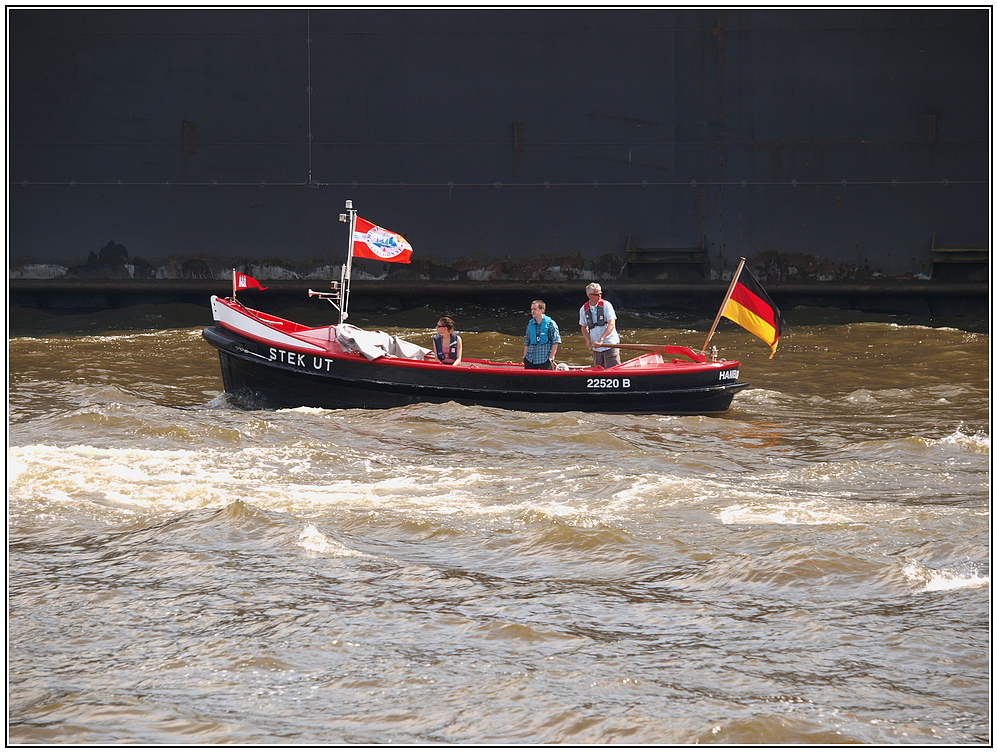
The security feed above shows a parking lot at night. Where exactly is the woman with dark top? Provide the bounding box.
[432,316,463,366]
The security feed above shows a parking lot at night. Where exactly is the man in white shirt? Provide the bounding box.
[579,282,621,368]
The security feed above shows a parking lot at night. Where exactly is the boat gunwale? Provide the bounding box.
[210,325,739,377]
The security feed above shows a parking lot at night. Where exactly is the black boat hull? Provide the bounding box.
[203,325,749,414]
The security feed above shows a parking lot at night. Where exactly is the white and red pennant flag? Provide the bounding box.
[352,216,413,264]
[233,270,267,293]
[232,269,266,299]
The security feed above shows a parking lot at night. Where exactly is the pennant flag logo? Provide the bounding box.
[352,217,413,264]
[234,272,267,291]
[721,265,784,357]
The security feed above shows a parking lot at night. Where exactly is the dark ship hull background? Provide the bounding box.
[7,9,990,289]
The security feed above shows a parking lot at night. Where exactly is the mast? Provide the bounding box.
[701,256,746,354]
[338,199,357,325]
[308,199,355,321]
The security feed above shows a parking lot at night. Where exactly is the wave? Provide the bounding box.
[931,427,991,454]
[297,523,371,558]
[902,560,989,592]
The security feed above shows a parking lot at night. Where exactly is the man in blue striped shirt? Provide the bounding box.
[522,300,561,369]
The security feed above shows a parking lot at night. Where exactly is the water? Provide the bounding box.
[7,302,990,745]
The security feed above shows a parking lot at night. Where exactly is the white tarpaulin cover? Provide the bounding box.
[333,324,430,361]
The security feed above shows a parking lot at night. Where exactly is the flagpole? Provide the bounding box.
[701,256,746,354]
[338,199,356,325]
[231,268,237,301]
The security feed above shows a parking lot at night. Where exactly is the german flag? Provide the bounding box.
[721,265,784,357]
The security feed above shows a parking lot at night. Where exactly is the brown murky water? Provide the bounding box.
[7,302,990,744]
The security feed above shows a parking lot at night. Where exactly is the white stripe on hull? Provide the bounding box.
[211,296,326,353]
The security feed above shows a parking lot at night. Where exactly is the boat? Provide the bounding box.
[201,201,762,414]
[202,298,748,413]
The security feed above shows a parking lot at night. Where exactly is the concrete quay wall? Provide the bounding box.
[9,278,988,319]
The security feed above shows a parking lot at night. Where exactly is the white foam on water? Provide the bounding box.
[902,560,989,592]
[9,441,596,524]
[718,502,852,526]
[8,444,239,514]
[279,406,336,416]
[296,524,370,557]
[9,424,987,545]
[930,428,990,454]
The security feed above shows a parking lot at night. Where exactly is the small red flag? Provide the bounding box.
[234,271,267,291]
[352,216,413,264]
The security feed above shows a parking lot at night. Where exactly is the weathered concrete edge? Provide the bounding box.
[7,278,990,318]
[7,278,990,296]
